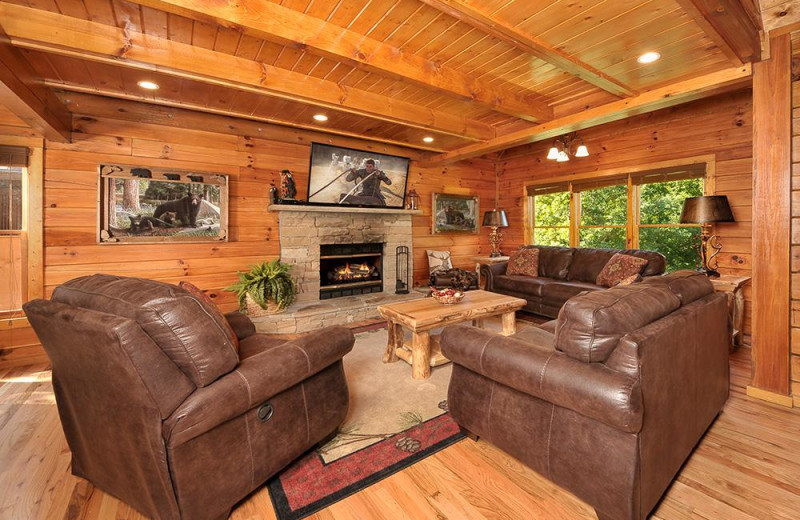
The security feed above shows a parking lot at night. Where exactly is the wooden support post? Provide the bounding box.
[749,33,792,403]
[411,331,431,380]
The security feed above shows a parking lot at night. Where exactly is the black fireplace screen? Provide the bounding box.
[319,243,383,299]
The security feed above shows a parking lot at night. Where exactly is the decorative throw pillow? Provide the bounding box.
[506,248,540,277]
[179,281,240,353]
[426,250,453,274]
[595,253,649,288]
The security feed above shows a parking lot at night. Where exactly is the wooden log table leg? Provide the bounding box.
[412,331,431,379]
[383,321,401,363]
[501,311,517,336]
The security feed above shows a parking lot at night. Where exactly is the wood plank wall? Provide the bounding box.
[0,99,493,368]
[496,89,754,339]
[789,33,800,406]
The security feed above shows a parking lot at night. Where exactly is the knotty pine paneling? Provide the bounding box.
[0,106,491,368]
[790,43,800,391]
[497,90,754,339]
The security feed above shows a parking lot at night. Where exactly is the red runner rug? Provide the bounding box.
[266,413,464,520]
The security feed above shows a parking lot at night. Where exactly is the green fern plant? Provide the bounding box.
[226,259,297,312]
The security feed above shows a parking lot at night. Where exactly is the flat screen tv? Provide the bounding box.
[306,143,410,209]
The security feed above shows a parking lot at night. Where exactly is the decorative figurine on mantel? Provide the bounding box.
[269,182,280,205]
[280,169,298,203]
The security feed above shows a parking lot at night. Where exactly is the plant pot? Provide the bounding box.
[245,293,285,316]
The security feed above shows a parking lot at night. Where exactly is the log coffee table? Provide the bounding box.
[378,290,526,379]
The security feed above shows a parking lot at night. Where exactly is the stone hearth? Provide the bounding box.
[251,205,422,333]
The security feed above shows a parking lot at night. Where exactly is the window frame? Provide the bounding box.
[523,156,713,254]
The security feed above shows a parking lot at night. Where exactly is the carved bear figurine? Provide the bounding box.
[153,194,204,227]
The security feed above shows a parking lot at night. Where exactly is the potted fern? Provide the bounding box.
[226,259,297,315]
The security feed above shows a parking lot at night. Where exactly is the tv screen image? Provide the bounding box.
[306,143,410,209]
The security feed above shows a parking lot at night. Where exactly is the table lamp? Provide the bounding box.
[482,209,509,257]
[679,195,735,277]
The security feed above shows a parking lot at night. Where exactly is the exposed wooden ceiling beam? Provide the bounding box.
[0,3,495,143]
[50,82,449,152]
[675,0,762,64]
[135,0,553,122]
[425,65,752,165]
[0,25,70,142]
[417,0,636,98]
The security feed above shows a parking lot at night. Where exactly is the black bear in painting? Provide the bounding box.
[128,212,177,233]
[153,194,204,227]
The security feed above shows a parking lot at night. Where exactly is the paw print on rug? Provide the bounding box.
[395,436,421,453]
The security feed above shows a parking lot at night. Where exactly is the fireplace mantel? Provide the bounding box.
[269,204,422,215]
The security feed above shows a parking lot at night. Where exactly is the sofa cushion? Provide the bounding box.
[53,274,239,387]
[541,280,603,306]
[642,270,713,304]
[507,248,539,277]
[554,283,681,363]
[494,275,549,298]
[595,253,649,288]
[180,281,240,354]
[509,325,555,352]
[527,245,574,280]
[567,248,666,282]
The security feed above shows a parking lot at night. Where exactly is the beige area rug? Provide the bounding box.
[319,317,536,462]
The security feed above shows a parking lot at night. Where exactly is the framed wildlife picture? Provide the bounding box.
[432,193,479,234]
[98,164,228,243]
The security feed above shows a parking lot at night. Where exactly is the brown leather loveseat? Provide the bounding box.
[441,271,729,520]
[24,274,354,520]
[482,246,666,317]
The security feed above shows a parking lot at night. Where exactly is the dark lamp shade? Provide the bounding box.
[679,196,735,224]
[482,209,509,227]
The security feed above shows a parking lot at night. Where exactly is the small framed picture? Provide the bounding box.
[432,193,480,234]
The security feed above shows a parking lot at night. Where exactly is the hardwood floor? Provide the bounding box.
[1,347,798,520]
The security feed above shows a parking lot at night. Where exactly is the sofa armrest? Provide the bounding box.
[163,326,355,447]
[441,325,642,433]
[224,311,256,340]
[481,262,507,291]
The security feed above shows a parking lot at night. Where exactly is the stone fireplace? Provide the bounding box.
[274,206,416,304]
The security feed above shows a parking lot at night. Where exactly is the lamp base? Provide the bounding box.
[489,251,504,258]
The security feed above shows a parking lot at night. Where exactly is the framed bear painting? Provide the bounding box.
[98,164,229,243]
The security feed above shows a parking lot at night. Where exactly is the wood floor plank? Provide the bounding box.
[0,348,798,520]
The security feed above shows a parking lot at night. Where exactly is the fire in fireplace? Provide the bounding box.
[320,243,383,299]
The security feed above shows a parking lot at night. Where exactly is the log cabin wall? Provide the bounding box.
[790,32,800,406]
[496,89,754,339]
[0,98,494,368]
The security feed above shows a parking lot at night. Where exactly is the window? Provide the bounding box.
[527,164,706,272]
[0,146,29,313]
[530,185,570,246]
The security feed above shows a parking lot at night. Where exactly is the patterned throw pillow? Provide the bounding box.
[595,253,649,288]
[426,250,453,274]
[506,248,540,277]
[179,281,240,353]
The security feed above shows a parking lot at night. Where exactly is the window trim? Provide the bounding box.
[523,155,714,250]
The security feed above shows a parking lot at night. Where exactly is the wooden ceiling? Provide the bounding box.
[0,0,766,162]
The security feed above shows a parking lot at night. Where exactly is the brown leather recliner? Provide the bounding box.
[23,274,354,520]
[441,271,730,520]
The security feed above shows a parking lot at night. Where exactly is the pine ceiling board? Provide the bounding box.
[37,52,93,86]
[514,0,612,35]
[254,41,285,67]
[112,0,143,32]
[0,103,30,127]
[279,0,313,12]
[54,0,89,18]
[81,58,125,92]
[319,61,358,83]
[365,0,423,42]
[272,46,308,71]
[398,11,462,59]
[190,20,219,50]
[304,0,338,20]
[306,57,340,79]
[24,0,60,12]
[166,12,193,44]
[326,0,372,27]
[538,0,652,45]
[140,5,168,38]
[19,49,61,84]
[384,3,442,48]
[233,34,265,61]
[82,0,116,24]
[347,0,399,35]
[174,76,212,108]
[213,26,244,55]
[290,53,328,76]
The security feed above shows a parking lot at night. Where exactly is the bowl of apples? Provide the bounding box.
[430,286,465,304]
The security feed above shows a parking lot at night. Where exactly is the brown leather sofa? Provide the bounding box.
[23,274,354,520]
[482,246,667,317]
[441,271,729,520]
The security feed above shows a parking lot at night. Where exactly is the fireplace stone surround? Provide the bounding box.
[250,205,424,333]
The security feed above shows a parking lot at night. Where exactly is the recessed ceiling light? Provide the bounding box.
[423,136,434,143]
[637,51,661,64]
[137,80,159,90]
[313,114,328,122]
